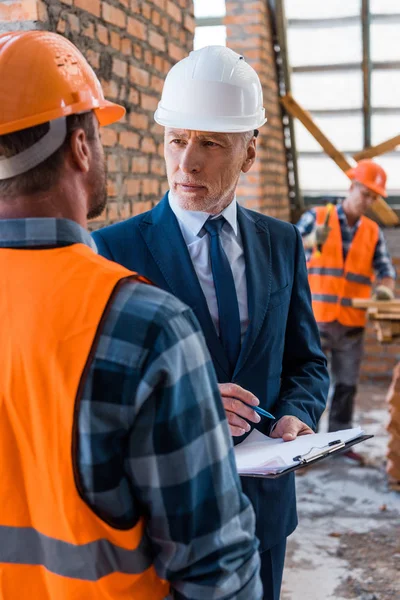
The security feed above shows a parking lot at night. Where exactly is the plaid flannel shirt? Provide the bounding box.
[0,217,262,600]
[296,204,396,280]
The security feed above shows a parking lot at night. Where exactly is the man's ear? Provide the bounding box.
[242,137,257,173]
[69,128,91,174]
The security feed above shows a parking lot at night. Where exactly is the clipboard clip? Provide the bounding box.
[293,439,346,465]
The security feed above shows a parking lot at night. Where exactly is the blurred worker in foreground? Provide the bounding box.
[93,45,329,600]
[297,160,396,450]
[0,32,262,599]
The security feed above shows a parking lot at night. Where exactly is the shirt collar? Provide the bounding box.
[168,191,238,238]
[0,218,97,251]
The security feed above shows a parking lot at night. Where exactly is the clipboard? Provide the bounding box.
[241,434,373,479]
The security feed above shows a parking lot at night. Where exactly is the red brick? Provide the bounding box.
[141,137,157,154]
[102,2,126,28]
[128,88,140,105]
[121,38,132,55]
[130,64,150,87]
[126,178,141,196]
[110,30,121,50]
[148,29,166,52]
[144,50,153,66]
[141,93,158,111]
[142,179,159,195]
[151,0,166,9]
[132,156,149,173]
[113,58,128,78]
[160,16,169,33]
[0,0,38,21]
[129,112,149,129]
[150,74,164,93]
[120,201,133,220]
[83,22,95,39]
[100,128,118,147]
[151,157,165,175]
[97,23,109,45]
[168,42,185,62]
[101,78,119,99]
[142,2,151,19]
[152,9,161,27]
[133,200,153,215]
[153,55,164,72]
[133,43,143,60]
[119,0,130,7]
[120,131,140,149]
[75,0,101,17]
[107,179,118,197]
[107,154,119,173]
[127,16,147,40]
[86,49,100,69]
[166,0,181,22]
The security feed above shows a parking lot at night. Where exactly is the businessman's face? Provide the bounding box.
[164,129,256,214]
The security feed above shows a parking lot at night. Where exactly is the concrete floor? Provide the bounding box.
[281,384,400,600]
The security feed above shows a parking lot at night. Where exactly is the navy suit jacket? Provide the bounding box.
[93,193,329,551]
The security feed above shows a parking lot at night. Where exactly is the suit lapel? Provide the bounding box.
[138,193,230,377]
[234,205,272,378]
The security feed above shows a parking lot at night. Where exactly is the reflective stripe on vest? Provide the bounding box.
[307,206,379,327]
[0,525,152,581]
[0,244,169,600]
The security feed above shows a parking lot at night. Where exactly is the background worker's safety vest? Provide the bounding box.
[0,243,169,600]
[307,206,379,327]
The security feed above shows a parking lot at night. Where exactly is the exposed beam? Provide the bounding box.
[288,13,400,28]
[288,16,360,28]
[353,135,400,160]
[299,149,400,159]
[362,0,372,148]
[309,108,400,117]
[281,93,399,226]
[292,61,400,73]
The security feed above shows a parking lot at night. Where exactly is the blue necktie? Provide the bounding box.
[203,217,241,375]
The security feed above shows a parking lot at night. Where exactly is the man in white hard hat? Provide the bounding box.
[93,45,329,600]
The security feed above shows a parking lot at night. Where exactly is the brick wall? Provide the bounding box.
[225,0,290,220]
[360,229,400,383]
[0,0,195,227]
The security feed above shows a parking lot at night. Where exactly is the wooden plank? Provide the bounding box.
[281,93,400,226]
[370,314,400,321]
[280,93,352,171]
[353,134,400,161]
[352,299,400,309]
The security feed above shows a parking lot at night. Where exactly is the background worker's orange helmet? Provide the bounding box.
[346,159,387,197]
[0,30,125,135]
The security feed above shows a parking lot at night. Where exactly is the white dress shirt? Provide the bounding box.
[169,192,249,341]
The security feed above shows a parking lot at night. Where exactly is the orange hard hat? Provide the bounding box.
[0,30,125,135]
[346,159,387,197]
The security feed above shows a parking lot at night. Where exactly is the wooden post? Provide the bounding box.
[386,362,400,490]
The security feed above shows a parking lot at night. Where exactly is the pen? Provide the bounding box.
[242,402,275,420]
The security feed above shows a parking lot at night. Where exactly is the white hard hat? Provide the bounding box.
[154,45,267,133]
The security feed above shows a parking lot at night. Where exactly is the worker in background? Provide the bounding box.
[93,45,329,600]
[0,32,262,599]
[296,160,396,459]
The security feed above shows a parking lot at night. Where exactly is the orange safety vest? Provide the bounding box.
[308,206,379,327]
[0,242,169,600]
